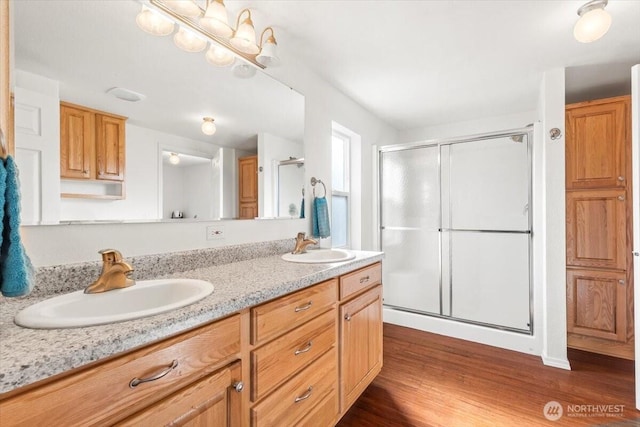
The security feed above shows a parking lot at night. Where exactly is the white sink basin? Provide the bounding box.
[281,249,356,264]
[14,279,214,329]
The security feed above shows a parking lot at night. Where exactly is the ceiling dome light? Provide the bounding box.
[164,0,201,18]
[174,27,207,52]
[230,9,260,54]
[202,117,217,135]
[136,5,175,36]
[256,27,279,67]
[106,87,146,102]
[201,0,233,38]
[169,153,180,165]
[205,44,235,67]
[574,0,612,43]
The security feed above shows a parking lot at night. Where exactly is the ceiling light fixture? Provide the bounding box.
[106,87,146,102]
[174,26,207,52]
[141,0,280,71]
[230,9,259,55]
[574,0,612,43]
[200,0,233,38]
[135,5,175,36]
[256,27,279,67]
[169,152,180,165]
[201,117,217,135]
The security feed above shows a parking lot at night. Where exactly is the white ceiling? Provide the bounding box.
[13,0,640,140]
[254,0,640,130]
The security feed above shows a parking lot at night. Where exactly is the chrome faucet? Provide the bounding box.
[85,249,135,294]
[292,232,318,254]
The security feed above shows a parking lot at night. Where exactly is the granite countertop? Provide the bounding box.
[0,250,383,395]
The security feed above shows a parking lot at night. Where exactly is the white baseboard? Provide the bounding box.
[541,354,572,370]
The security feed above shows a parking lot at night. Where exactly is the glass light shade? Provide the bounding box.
[574,8,612,43]
[230,19,259,54]
[205,45,235,67]
[169,153,180,165]
[174,27,207,52]
[200,0,233,38]
[164,0,201,18]
[232,63,257,79]
[202,118,217,135]
[256,39,279,67]
[136,6,175,36]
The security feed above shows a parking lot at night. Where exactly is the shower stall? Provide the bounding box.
[378,127,533,333]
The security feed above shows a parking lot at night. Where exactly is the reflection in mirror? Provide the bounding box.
[277,159,305,218]
[161,150,215,220]
[12,0,304,224]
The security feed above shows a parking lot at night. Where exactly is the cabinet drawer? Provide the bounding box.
[1,314,241,427]
[251,309,335,402]
[251,348,337,427]
[297,388,339,427]
[340,262,381,300]
[251,279,337,345]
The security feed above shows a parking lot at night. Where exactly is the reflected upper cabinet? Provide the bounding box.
[565,96,630,190]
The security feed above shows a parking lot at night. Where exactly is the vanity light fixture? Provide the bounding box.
[205,44,235,67]
[230,9,260,55]
[136,5,175,36]
[200,0,233,38]
[169,152,181,165]
[163,0,201,18]
[574,0,612,43]
[174,26,207,52]
[201,117,217,135]
[232,63,257,79]
[256,27,279,67]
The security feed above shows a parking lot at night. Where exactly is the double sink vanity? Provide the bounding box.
[0,238,383,426]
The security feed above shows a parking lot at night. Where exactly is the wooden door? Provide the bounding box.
[60,103,93,179]
[567,269,627,343]
[238,155,258,219]
[339,285,383,413]
[565,96,629,190]
[117,362,242,427]
[566,189,627,270]
[95,113,125,181]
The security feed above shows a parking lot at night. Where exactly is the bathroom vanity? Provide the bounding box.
[0,242,383,426]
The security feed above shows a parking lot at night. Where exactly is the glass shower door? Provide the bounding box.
[380,145,440,314]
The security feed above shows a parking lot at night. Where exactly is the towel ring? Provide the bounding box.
[310,177,326,198]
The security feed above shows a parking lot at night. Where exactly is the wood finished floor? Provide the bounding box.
[337,323,640,427]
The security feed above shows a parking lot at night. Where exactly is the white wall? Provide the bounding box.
[630,64,640,409]
[21,57,398,266]
[162,165,184,218]
[183,163,215,219]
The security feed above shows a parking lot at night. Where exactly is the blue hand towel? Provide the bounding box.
[312,196,330,239]
[1,156,35,297]
[300,197,305,219]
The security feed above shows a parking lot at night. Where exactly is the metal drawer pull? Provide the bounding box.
[233,381,244,393]
[619,280,625,285]
[294,341,313,355]
[345,313,351,321]
[294,386,313,403]
[295,301,313,312]
[618,176,625,181]
[618,195,625,201]
[359,275,370,283]
[129,359,178,388]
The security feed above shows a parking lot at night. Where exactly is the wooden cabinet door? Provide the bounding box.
[238,155,258,219]
[60,103,93,179]
[565,97,629,190]
[95,113,125,181]
[566,189,626,270]
[117,362,242,427]
[567,269,627,342]
[339,285,383,413]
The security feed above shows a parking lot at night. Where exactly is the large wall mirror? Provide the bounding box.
[12,0,304,224]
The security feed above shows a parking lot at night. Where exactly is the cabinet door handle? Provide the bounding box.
[619,280,625,285]
[233,381,244,393]
[294,301,313,312]
[294,341,313,355]
[618,195,625,201]
[359,275,370,284]
[129,360,178,388]
[294,386,313,403]
[618,176,625,182]
[344,313,352,321]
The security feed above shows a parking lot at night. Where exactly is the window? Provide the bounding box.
[332,131,350,248]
